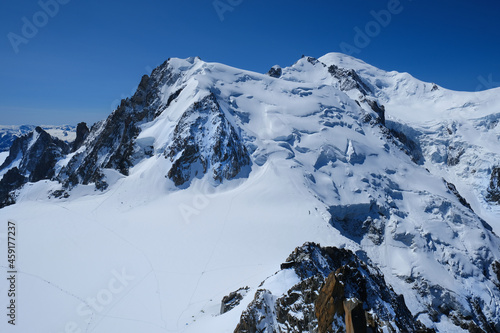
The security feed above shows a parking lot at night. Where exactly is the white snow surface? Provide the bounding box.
[0,152,8,166]
[1,54,499,332]
[319,53,500,232]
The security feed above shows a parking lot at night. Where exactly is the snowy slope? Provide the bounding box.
[0,54,499,333]
[0,152,8,165]
[319,53,500,233]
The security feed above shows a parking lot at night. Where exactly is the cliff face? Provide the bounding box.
[165,93,251,186]
[0,126,70,181]
[488,167,500,203]
[0,127,70,207]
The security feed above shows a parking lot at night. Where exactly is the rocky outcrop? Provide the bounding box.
[444,179,473,211]
[328,64,372,96]
[165,93,251,186]
[267,65,282,78]
[487,166,500,203]
[58,76,156,188]
[385,124,425,165]
[492,261,500,288]
[275,275,323,332]
[235,289,277,333]
[342,298,365,333]
[221,287,250,315]
[0,168,26,208]
[72,122,89,152]
[364,98,385,126]
[0,127,70,182]
[315,272,344,333]
[447,144,465,166]
[57,58,190,189]
[235,243,431,333]
[0,127,70,207]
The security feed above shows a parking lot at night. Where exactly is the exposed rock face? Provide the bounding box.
[385,124,425,165]
[235,289,277,333]
[328,64,372,96]
[364,99,385,126]
[315,272,344,333]
[326,63,387,126]
[58,59,189,189]
[267,65,282,78]
[58,75,157,188]
[235,243,431,333]
[447,144,465,166]
[342,298,365,333]
[72,122,89,152]
[444,179,473,211]
[165,93,251,186]
[487,167,500,203]
[0,127,70,207]
[221,287,250,315]
[0,127,70,182]
[275,275,323,332]
[0,168,26,208]
[492,261,500,288]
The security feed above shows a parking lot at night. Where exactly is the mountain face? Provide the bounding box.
[234,243,433,333]
[488,167,500,203]
[0,54,500,333]
[165,93,251,186]
[56,57,250,190]
[0,127,71,207]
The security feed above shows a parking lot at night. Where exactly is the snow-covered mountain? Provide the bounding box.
[0,54,499,333]
[0,124,76,152]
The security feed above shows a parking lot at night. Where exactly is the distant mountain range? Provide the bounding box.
[0,125,76,152]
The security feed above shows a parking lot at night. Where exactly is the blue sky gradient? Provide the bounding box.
[1,0,499,125]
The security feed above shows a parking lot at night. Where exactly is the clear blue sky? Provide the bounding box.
[1,0,499,125]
